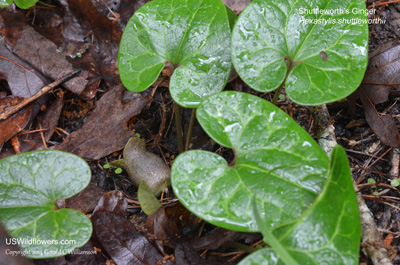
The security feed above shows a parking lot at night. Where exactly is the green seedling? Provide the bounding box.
[0,0,37,9]
[368,177,379,193]
[118,0,232,108]
[231,0,368,105]
[138,180,162,216]
[171,91,360,264]
[114,168,123,174]
[367,178,376,184]
[0,150,92,258]
[390,178,400,187]
[103,163,111,169]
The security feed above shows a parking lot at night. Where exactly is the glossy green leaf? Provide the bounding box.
[239,145,360,265]
[138,180,162,216]
[118,0,232,108]
[0,150,92,258]
[226,6,237,31]
[231,0,368,105]
[172,91,329,232]
[13,0,37,9]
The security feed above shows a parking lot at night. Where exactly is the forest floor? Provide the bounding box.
[1,0,400,264]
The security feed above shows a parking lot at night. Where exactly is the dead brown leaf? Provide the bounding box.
[145,203,192,255]
[92,190,127,216]
[91,211,173,265]
[357,41,400,147]
[38,96,64,142]
[9,26,98,100]
[0,39,47,98]
[56,84,151,160]
[360,88,400,148]
[362,41,400,105]
[58,0,148,87]
[0,97,33,151]
[66,184,106,214]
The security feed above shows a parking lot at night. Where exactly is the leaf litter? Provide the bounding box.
[359,40,400,148]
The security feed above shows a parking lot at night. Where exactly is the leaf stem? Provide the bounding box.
[271,83,284,105]
[271,56,297,105]
[185,108,196,151]
[174,101,184,154]
[253,197,299,265]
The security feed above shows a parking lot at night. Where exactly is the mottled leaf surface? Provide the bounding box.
[172,92,328,232]
[0,150,92,258]
[118,0,232,107]
[231,0,368,105]
[239,146,360,264]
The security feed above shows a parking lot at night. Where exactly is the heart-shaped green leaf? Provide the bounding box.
[172,91,329,232]
[0,150,92,258]
[118,0,232,108]
[231,0,368,105]
[239,145,360,265]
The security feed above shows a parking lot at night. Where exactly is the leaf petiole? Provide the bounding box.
[252,197,299,265]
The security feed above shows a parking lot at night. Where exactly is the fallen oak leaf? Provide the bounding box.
[360,87,400,148]
[91,211,174,265]
[65,184,106,214]
[356,41,400,148]
[145,203,190,255]
[92,190,127,216]
[361,41,400,105]
[56,84,151,160]
[0,39,47,98]
[10,26,98,100]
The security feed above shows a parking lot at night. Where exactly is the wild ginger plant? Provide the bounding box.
[118,0,369,263]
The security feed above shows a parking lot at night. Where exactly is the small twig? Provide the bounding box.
[55,127,70,136]
[39,123,47,149]
[99,0,118,19]
[346,149,390,160]
[367,0,400,9]
[226,240,264,263]
[0,69,81,121]
[357,147,392,184]
[389,148,400,178]
[160,180,167,203]
[17,128,48,136]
